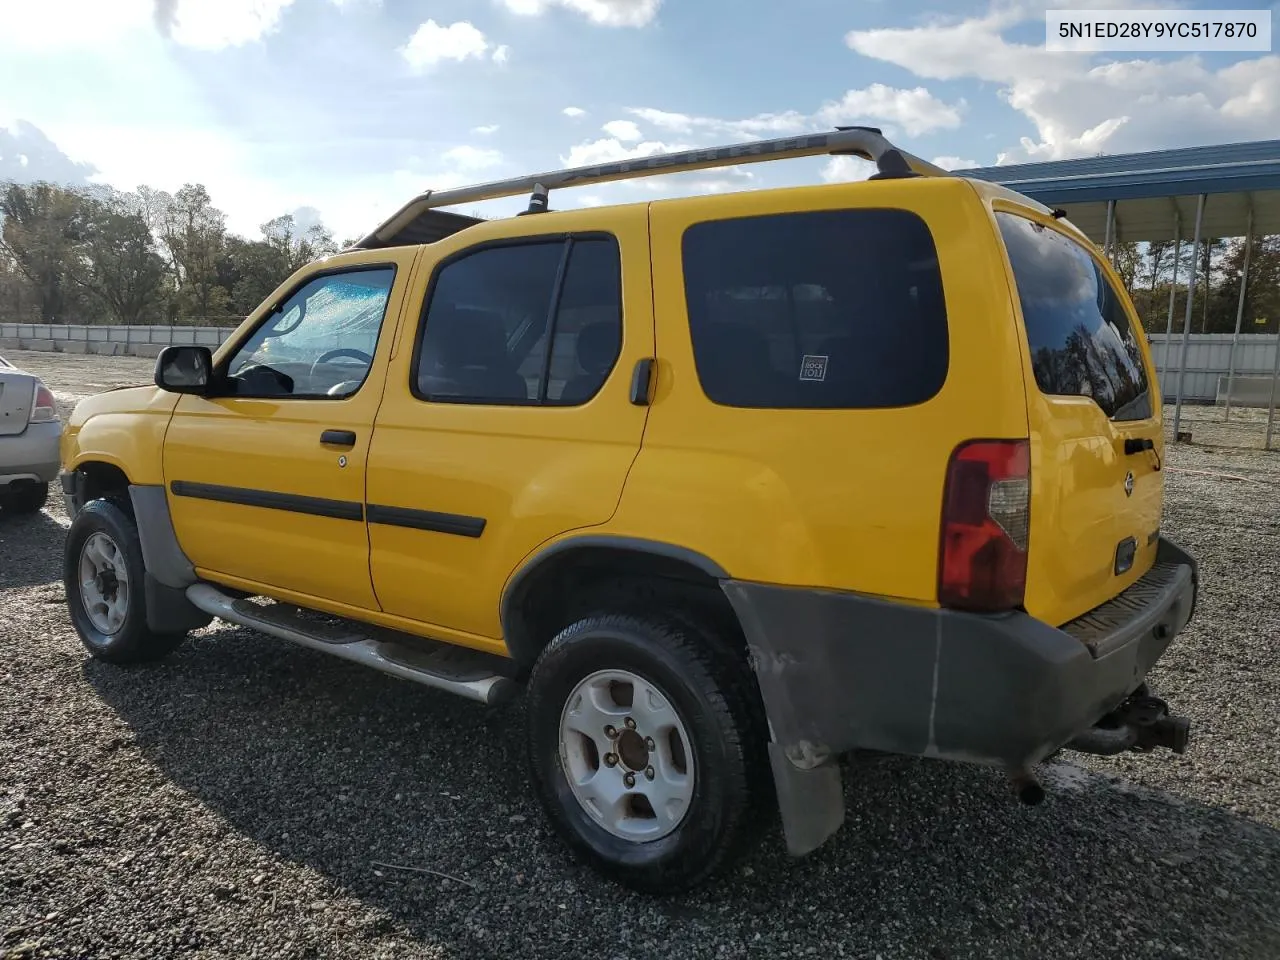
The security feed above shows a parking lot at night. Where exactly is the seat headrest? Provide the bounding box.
[430,305,512,369]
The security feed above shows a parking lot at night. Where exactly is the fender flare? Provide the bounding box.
[499,535,730,665]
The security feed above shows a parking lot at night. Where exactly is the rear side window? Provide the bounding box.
[996,213,1152,421]
[681,209,949,409]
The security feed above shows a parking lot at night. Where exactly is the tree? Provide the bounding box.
[70,197,166,324]
[160,184,230,321]
[0,181,91,322]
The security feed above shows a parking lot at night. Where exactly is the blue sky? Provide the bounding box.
[1,0,1277,240]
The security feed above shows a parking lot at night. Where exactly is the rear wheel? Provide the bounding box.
[0,481,48,515]
[64,498,186,664]
[525,611,766,893]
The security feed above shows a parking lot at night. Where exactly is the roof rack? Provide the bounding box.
[353,126,950,249]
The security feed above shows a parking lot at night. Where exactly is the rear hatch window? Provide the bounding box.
[996,213,1152,421]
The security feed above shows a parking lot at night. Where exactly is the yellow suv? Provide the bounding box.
[59,128,1199,893]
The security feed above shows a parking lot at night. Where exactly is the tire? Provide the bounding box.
[64,497,186,664]
[0,481,48,515]
[525,611,767,893]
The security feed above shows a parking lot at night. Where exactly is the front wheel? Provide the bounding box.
[525,612,766,893]
[64,498,186,664]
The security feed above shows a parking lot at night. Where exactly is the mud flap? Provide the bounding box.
[768,742,845,856]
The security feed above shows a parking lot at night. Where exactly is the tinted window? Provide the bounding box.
[681,209,948,409]
[226,267,395,398]
[547,238,622,405]
[997,213,1151,421]
[415,237,622,406]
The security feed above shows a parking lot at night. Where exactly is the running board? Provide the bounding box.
[185,583,517,706]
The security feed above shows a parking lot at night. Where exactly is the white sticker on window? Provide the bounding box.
[799,355,828,382]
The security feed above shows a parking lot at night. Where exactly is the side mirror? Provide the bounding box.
[155,345,213,394]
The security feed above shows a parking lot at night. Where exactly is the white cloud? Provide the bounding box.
[162,0,295,50]
[0,0,149,50]
[563,106,587,118]
[821,156,873,183]
[497,0,660,27]
[844,3,1280,162]
[817,84,964,137]
[1,0,297,51]
[562,137,690,167]
[401,20,492,71]
[441,145,503,170]
[628,106,809,139]
[602,119,643,142]
[625,83,963,143]
[0,120,98,185]
[932,155,979,170]
[472,124,500,135]
[492,44,511,63]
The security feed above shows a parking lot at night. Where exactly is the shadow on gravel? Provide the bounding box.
[0,507,66,589]
[83,623,1280,960]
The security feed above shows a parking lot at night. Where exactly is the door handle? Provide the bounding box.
[320,429,356,446]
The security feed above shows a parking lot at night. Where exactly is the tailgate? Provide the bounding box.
[0,369,34,437]
[996,211,1163,627]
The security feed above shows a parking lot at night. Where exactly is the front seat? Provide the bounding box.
[420,305,530,402]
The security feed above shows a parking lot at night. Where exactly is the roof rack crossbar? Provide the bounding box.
[355,127,950,249]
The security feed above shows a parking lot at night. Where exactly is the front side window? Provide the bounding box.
[996,213,1152,421]
[681,208,949,410]
[414,236,622,406]
[225,266,396,399]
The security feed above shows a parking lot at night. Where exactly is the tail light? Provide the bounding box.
[29,381,57,424]
[938,439,1029,612]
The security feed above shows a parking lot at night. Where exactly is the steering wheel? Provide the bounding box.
[314,348,373,366]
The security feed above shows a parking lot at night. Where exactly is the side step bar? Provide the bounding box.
[186,583,517,706]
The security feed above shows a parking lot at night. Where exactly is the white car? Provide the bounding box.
[0,354,61,515]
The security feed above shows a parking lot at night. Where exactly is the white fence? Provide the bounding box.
[1148,333,1279,405]
[0,322,234,349]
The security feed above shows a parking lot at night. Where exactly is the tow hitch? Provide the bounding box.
[1066,687,1191,757]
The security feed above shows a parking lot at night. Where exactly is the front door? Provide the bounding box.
[163,250,419,611]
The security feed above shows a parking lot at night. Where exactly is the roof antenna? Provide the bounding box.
[520,182,550,216]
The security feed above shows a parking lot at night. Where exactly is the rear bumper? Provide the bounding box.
[0,421,62,488]
[723,537,1198,851]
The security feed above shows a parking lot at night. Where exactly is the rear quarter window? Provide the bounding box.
[681,208,949,409]
[996,212,1152,421]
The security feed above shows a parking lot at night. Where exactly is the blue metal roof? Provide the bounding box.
[963,139,1280,241]
[965,139,1280,202]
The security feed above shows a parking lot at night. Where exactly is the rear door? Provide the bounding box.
[0,365,34,437]
[365,207,653,650]
[994,208,1163,626]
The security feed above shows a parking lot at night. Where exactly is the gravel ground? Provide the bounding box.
[2,350,1279,960]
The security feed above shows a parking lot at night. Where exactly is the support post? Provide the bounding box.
[1224,207,1253,422]
[1162,215,1181,383]
[1172,194,1205,441]
[1266,334,1280,451]
[1103,199,1116,262]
